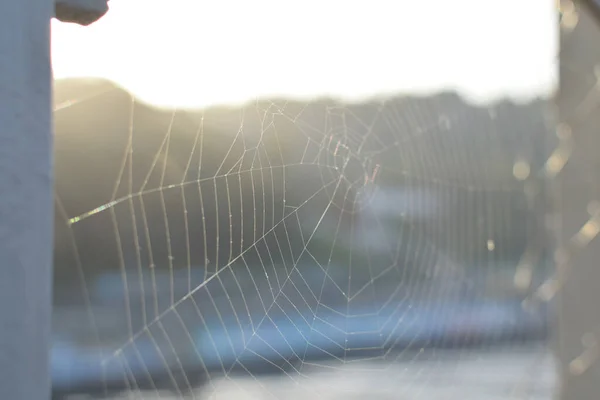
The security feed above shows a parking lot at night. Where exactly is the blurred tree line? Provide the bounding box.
[52,78,551,303]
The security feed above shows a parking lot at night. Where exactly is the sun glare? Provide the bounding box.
[51,0,557,109]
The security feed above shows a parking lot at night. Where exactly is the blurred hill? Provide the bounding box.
[52,78,552,304]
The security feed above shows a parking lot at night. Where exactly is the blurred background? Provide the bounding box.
[50,1,563,399]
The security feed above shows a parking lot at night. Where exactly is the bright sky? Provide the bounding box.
[51,0,557,109]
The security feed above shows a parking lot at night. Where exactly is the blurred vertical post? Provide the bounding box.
[557,0,600,398]
[0,1,108,399]
[0,0,55,399]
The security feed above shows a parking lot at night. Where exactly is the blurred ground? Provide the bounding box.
[95,345,556,400]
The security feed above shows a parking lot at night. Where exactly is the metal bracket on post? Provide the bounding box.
[54,0,109,26]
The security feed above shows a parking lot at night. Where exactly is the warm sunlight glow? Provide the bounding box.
[52,0,557,108]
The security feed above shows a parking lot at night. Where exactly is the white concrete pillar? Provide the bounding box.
[0,1,55,399]
[0,1,108,399]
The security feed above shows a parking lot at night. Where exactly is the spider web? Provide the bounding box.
[50,78,557,399]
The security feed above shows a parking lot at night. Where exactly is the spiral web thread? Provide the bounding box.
[50,13,564,400]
